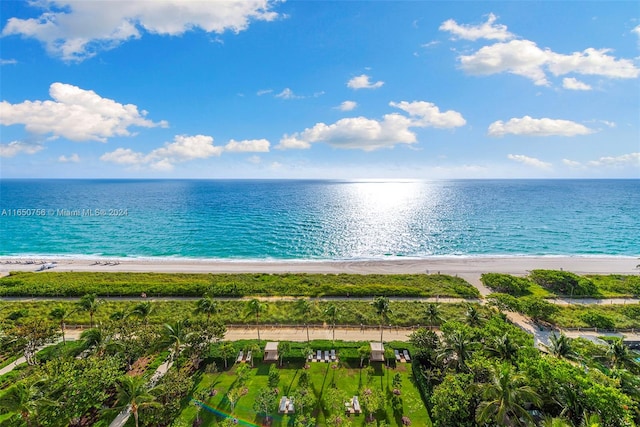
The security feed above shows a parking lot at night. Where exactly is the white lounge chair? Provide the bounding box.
[279,396,287,413]
[331,349,336,361]
[324,350,329,362]
[317,349,322,362]
[403,349,411,362]
[394,349,401,361]
[353,396,361,413]
[245,351,252,363]
[236,350,244,363]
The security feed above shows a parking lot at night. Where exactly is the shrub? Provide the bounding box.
[529,270,598,297]
[580,312,616,330]
[481,273,530,295]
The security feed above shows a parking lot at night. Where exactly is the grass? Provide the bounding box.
[0,271,479,298]
[175,341,430,427]
[550,304,640,329]
[1,300,491,328]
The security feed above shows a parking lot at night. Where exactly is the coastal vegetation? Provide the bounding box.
[0,272,479,298]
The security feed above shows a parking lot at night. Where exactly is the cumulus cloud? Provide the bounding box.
[347,74,384,90]
[0,141,45,157]
[562,159,583,168]
[224,139,270,152]
[562,77,592,91]
[488,116,594,137]
[2,0,280,61]
[277,100,465,151]
[507,154,552,169]
[439,13,513,41]
[336,101,357,111]
[450,16,639,85]
[0,82,167,142]
[58,153,80,163]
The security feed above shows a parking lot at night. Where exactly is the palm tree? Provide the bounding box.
[541,417,573,427]
[245,299,267,341]
[580,412,603,427]
[81,327,107,354]
[475,364,542,426]
[371,296,391,343]
[161,320,193,361]
[295,299,313,342]
[323,303,339,344]
[424,303,442,330]
[0,382,45,427]
[113,375,160,427]
[438,329,477,372]
[465,305,482,327]
[195,296,218,324]
[77,293,104,328]
[605,338,639,370]
[486,333,519,362]
[49,305,75,345]
[130,302,154,328]
[544,333,578,361]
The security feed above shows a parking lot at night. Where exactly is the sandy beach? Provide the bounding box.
[1,256,638,276]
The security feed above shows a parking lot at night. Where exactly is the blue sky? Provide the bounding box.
[1,0,639,179]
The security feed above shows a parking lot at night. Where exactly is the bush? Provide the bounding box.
[481,273,530,295]
[529,270,598,297]
[580,312,616,330]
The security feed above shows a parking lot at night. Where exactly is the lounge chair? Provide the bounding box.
[403,349,411,361]
[236,350,244,363]
[279,396,287,413]
[324,350,329,362]
[331,349,336,361]
[353,396,361,413]
[245,351,252,363]
[394,349,401,361]
[317,349,322,362]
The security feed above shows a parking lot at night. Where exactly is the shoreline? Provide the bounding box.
[1,255,638,276]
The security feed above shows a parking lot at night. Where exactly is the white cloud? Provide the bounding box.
[224,139,270,152]
[562,77,592,91]
[488,116,594,137]
[587,152,640,167]
[58,153,80,163]
[0,59,17,65]
[2,0,280,61]
[277,100,465,151]
[458,39,639,86]
[101,134,223,170]
[257,89,273,96]
[0,82,167,142]
[562,159,583,168]
[275,88,304,99]
[347,74,384,90]
[439,13,513,41]
[507,154,552,169]
[247,155,261,164]
[389,101,467,128]
[337,101,357,111]
[0,141,44,157]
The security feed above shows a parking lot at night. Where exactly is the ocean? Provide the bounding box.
[0,179,638,259]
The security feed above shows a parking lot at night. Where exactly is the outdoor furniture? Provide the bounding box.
[308,352,313,361]
[403,349,411,362]
[370,342,385,362]
[353,396,361,413]
[324,350,329,362]
[236,350,244,363]
[245,351,252,363]
[331,349,336,361]
[264,342,279,361]
[279,396,287,413]
[394,349,401,361]
[317,349,322,362]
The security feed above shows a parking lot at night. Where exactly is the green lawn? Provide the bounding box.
[174,342,431,427]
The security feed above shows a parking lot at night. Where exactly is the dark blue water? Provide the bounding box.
[0,179,638,259]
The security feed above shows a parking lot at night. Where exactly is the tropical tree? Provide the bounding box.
[0,381,46,427]
[112,375,160,427]
[465,305,482,327]
[161,320,194,361]
[425,303,443,330]
[295,299,313,342]
[253,387,277,423]
[474,364,542,427]
[77,293,105,328]
[371,296,391,343]
[245,299,267,341]
[358,345,371,368]
[580,413,603,427]
[604,338,639,371]
[486,333,519,362]
[544,333,578,361]
[302,345,314,366]
[219,342,236,369]
[541,417,573,427]
[323,303,339,344]
[195,296,218,324]
[49,305,75,345]
[278,341,291,367]
[438,328,477,373]
[130,301,154,328]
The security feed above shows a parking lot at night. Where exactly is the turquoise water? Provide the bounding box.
[0,179,638,259]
